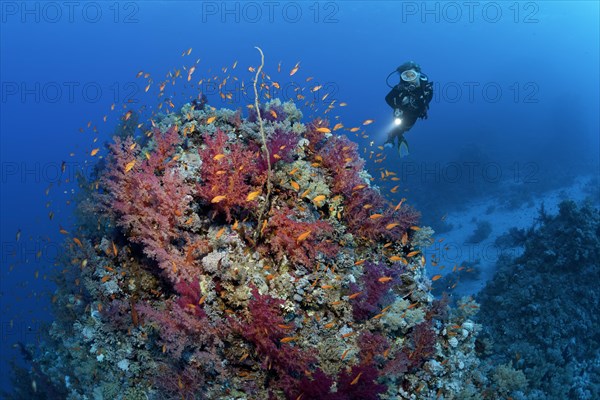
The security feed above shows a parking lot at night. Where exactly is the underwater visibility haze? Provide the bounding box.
[0,2,599,399]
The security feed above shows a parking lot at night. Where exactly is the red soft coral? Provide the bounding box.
[137,299,223,363]
[358,331,390,367]
[404,321,437,371]
[174,278,206,318]
[230,286,315,396]
[317,133,366,197]
[344,187,420,243]
[309,128,420,243]
[197,129,266,222]
[262,206,339,267]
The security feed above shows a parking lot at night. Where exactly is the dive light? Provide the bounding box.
[394,109,403,126]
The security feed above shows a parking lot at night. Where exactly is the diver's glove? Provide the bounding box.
[384,133,394,149]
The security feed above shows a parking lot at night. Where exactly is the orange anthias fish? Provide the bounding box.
[312,195,326,204]
[350,372,363,385]
[124,160,136,173]
[246,190,260,201]
[394,198,406,211]
[290,63,300,76]
[296,230,311,243]
[211,195,226,203]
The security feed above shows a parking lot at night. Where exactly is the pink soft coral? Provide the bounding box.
[101,127,203,283]
[317,133,366,198]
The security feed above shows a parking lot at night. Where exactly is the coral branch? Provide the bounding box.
[253,46,273,240]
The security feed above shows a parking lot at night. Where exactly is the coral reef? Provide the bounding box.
[466,220,492,244]
[478,200,600,399]
[5,71,502,399]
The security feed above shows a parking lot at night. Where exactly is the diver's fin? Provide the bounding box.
[398,138,410,157]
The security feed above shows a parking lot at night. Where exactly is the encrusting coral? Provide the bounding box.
[4,54,505,400]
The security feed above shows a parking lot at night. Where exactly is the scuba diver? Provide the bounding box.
[384,61,433,156]
[192,93,208,110]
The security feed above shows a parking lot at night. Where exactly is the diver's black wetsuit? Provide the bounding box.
[384,63,433,150]
[385,75,433,134]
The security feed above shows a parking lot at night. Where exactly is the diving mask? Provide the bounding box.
[401,69,420,90]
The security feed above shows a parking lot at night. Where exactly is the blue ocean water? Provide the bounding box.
[1,1,598,398]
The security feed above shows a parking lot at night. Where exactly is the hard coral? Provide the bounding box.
[478,200,600,398]
[248,102,286,123]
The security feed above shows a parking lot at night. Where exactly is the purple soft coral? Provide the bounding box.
[336,364,387,400]
[350,261,401,321]
[248,103,286,123]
